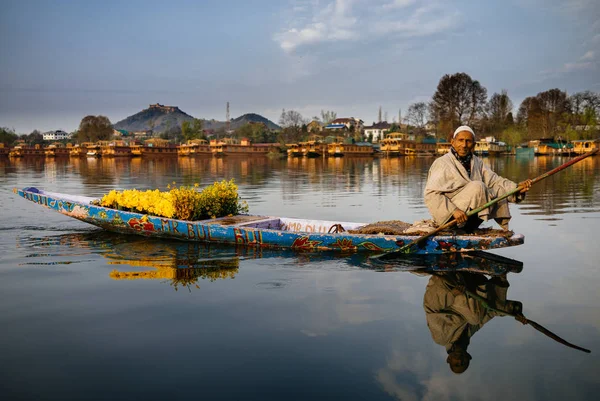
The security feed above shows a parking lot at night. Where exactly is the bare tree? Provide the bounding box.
[536,89,570,137]
[570,91,600,128]
[430,72,488,136]
[320,110,337,125]
[487,90,514,131]
[279,109,307,128]
[406,102,429,132]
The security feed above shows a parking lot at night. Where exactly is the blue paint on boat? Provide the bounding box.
[14,187,525,255]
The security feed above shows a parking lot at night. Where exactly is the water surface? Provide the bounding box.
[1,155,599,400]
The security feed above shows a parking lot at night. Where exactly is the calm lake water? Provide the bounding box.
[1,155,599,401]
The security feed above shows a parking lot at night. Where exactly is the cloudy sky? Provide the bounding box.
[1,0,598,133]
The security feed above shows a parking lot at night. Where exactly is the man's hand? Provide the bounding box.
[452,209,468,224]
[518,179,533,194]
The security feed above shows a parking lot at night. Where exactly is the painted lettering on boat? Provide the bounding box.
[171,220,181,234]
[187,223,196,238]
[281,222,330,233]
[234,228,263,245]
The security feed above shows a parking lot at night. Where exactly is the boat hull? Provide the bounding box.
[14,187,525,255]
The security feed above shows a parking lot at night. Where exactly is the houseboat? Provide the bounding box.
[86,143,101,158]
[327,138,376,157]
[69,142,94,157]
[436,141,451,156]
[407,138,438,157]
[178,139,211,156]
[0,143,10,157]
[286,143,303,157]
[302,138,327,158]
[9,144,45,157]
[530,139,573,156]
[129,143,143,157]
[475,137,508,156]
[139,138,178,157]
[571,139,599,155]
[380,133,411,156]
[44,142,70,157]
[99,140,132,157]
[210,138,279,157]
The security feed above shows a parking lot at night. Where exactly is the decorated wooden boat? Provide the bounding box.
[14,187,525,255]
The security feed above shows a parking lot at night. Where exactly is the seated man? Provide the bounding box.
[424,126,532,232]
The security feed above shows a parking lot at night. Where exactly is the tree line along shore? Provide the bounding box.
[1,72,599,154]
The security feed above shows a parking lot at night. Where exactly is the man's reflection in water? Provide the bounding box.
[423,272,522,374]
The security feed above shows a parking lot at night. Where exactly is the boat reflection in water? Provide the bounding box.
[18,230,526,293]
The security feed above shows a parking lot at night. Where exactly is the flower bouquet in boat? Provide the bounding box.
[92,179,249,221]
[14,177,525,255]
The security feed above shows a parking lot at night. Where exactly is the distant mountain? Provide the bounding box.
[113,104,194,133]
[113,105,280,133]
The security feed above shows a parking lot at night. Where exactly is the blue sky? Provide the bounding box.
[1,0,598,133]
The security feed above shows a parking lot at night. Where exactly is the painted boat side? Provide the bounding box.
[14,188,524,255]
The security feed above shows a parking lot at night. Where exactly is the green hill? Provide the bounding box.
[113,105,280,133]
[113,104,194,133]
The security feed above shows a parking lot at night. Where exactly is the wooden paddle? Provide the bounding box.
[372,149,598,259]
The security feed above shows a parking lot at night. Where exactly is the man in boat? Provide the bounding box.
[424,126,532,232]
[423,272,522,374]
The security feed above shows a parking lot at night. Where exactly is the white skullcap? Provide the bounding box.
[453,125,475,138]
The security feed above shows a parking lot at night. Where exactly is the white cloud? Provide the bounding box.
[382,0,416,10]
[581,50,595,60]
[274,0,461,53]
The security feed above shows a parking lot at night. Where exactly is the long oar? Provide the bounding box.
[463,287,591,353]
[373,149,598,259]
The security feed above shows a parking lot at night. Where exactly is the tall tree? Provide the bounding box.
[487,90,514,132]
[0,127,18,146]
[27,129,44,145]
[181,118,204,141]
[279,109,307,143]
[406,102,429,133]
[279,109,307,128]
[569,91,600,129]
[430,72,488,138]
[76,115,113,143]
[536,88,570,137]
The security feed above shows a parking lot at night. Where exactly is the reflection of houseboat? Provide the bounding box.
[9,144,45,157]
[140,138,178,157]
[530,139,573,156]
[69,142,94,157]
[210,138,279,157]
[571,139,599,155]
[380,133,411,156]
[44,142,70,157]
[178,139,211,156]
[327,138,375,157]
[100,140,132,157]
[286,143,302,157]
